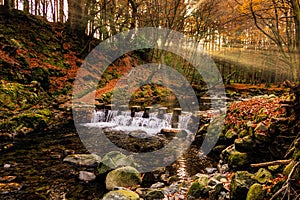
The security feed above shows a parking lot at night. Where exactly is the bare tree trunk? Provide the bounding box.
[24,0,29,13]
[59,0,64,22]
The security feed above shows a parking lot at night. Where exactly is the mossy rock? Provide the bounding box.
[102,190,139,200]
[230,171,255,200]
[283,161,300,180]
[254,168,272,184]
[228,151,249,167]
[225,129,238,141]
[246,183,266,200]
[234,136,255,152]
[187,174,209,199]
[105,166,142,190]
[145,189,165,200]
[97,151,136,175]
[238,129,248,138]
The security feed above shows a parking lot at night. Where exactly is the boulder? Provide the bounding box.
[234,136,255,152]
[187,174,209,199]
[230,171,255,200]
[78,171,96,182]
[145,189,165,200]
[63,154,101,167]
[246,183,265,200]
[102,190,139,200]
[105,166,142,190]
[97,151,136,175]
[254,168,272,184]
[225,129,238,141]
[228,151,249,167]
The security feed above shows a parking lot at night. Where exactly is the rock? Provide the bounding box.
[254,168,272,184]
[230,171,255,200]
[228,151,249,167]
[283,160,300,180]
[97,151,136,175]
[105,166,142,190]
[234,136,255,152]
[205,167,218,174]
[187,174,209,199]
[238,129,249,138]
[160,128,182,139]
[79,171,96,182]
[246,183,265,200]
[63,154,101,167]
[254,131,271,142]
[128,130,149,139]
[221,144,235,160]
[145,189,165,200]
[254,122,268,132]
[225,129,238,141]
[102,190,140,200]
[150,182,165,189]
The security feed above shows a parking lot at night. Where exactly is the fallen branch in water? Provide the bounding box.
[250,159,291,168]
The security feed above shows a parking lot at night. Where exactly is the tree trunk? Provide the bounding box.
[67,0,89,37]
[24,0,29,13]
[59,0,64,22]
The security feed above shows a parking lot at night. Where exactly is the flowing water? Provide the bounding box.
[0,107,217,198]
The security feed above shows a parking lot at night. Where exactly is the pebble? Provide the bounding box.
[150,182,165,189]
[79,171,96,182]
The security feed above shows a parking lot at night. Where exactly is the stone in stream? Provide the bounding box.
[105,166,142,190]
[63,154,101,167]
[78,171,96,182]
[228,151,249,167]
[102,190,140,200]
[97,151,136,175]
[230,171,255,200]
[246,183,266,200]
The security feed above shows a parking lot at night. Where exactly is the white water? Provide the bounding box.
[89,109,192,132]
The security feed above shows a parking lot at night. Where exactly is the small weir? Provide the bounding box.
[88,104,193,131]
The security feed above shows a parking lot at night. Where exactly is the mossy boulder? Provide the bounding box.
[246,183,266,200]
[102,190,139,200]
[187,174,209,199]
[234,136,255,152]
[97,151,136,175]
[238,129,249,138]
[105,166,142,190]
[145,189,165,200]
[254,168,272,184]
[228,151,249,167]
[230,171,255,200]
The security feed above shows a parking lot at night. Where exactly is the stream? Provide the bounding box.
[0,122,214,199]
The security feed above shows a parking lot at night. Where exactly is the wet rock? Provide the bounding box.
[102,190,140,200]
[105,166,142,190]
[246,183,265,200]
[221,144,235,160]
[238,129,249,138]
[97,151,136,175]
[254,122,268,132]
[228,151,249,167]
[150,182,165,189]
[78,171,96,182]
[205,167,218,174]
[63,154,101,167]
[187,174,209,199]
[230,171,255,200]
[160,128,181,139]
[145,189,165,200]
[254,168,272,184]
[128,130,149,139]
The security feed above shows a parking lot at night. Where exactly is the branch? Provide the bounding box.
[250,159,291,168]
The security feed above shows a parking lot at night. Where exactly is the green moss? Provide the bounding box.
[246,183,266,200]
[254,168,272,184]
[228,151,249,167]
[102,190,139,200]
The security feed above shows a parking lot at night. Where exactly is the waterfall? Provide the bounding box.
[89,108,192,131]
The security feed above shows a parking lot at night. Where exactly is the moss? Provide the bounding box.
[283,161,300,180]
[102,190,139,200]
[246,183,266,200]
[228,151,249,167]
[187,174,209,198]
[254,168,272,184]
